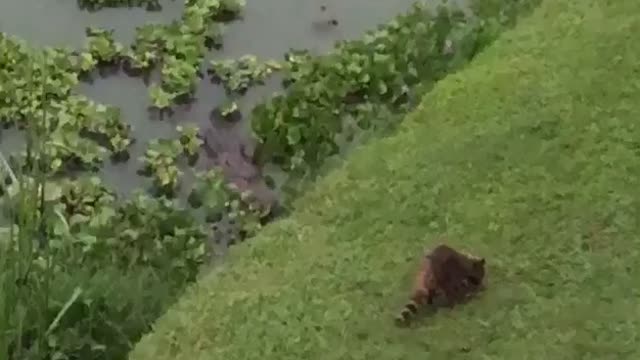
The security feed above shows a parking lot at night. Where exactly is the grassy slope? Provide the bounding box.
[130,0,640,359]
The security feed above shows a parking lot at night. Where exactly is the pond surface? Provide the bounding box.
[0,0,462,201]
[0,0,469,255]
[0,0,472,214]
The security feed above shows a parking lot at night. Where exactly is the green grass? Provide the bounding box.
[129,0,640,358]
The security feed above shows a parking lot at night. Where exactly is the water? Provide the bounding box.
[0,0,459,200]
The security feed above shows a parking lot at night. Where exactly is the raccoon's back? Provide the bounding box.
[427,244,461,275]
[428,245,475,297]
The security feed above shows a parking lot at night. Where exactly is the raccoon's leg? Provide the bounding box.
[426,290,435,305]
[442,280,467,308]
[442,291,457,308]
[411,287,432,308]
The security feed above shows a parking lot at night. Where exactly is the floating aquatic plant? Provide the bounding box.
[139,138,184,195]
[84,26,124,65]
[176,124,203,161]
[250,3,482,173]
[208,55,282,95]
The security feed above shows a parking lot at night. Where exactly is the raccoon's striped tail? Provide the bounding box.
[394,299,421,327]
[395,288,433,327]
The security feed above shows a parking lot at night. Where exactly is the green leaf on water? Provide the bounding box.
[286,126,302,145]
[150,84,173,109]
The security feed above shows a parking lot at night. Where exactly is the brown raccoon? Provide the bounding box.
[394,244,485,326]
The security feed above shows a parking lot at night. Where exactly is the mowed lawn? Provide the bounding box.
[130,0,640,359]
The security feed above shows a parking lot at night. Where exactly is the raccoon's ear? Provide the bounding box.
[477,258,485,266]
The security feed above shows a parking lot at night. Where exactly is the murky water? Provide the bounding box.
[0,0,462,199]
[0,0,473,257]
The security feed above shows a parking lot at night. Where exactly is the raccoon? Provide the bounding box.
[394,244,485,326]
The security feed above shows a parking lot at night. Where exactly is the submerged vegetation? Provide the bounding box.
[0,0,541,359]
